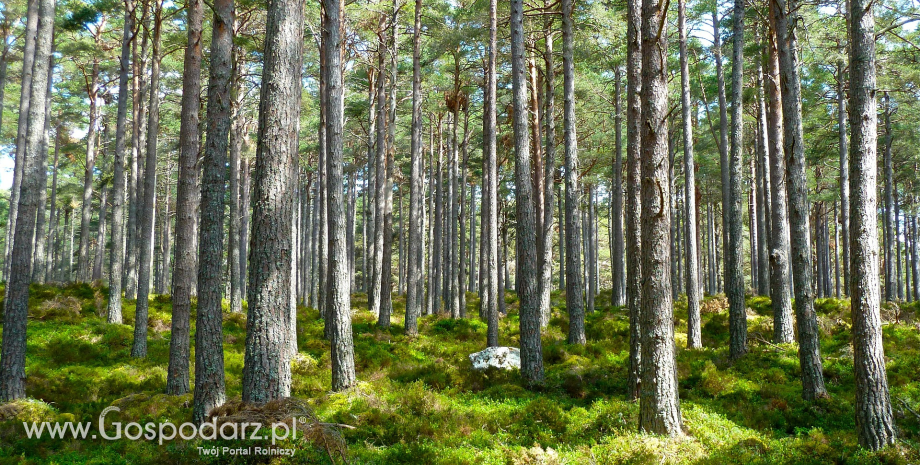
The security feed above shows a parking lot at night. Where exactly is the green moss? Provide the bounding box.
[0,285,917,463]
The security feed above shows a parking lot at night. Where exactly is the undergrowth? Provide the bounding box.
[0,283,918,464]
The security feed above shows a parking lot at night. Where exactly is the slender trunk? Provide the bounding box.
[32,49,54,283]
[562,0,584,346]
[406,0,423,333]
[625,0,643,401]
[107,0,135,323]
[46,130,61,282]
[78,63,101,281]
[679,0,700,348]
[167,0,202,396]
[370,41,386,319]
[763,35,794,343]
[541,19,556,322]
[228,44,244,314]
[726,0,747,359]
[512,0,544,385]
[131,0,163,358]
[4,0,39,280]
[611,67,625,307]
[484,0,499,346]
[322,0,356,391]
[883,93,894,301]
[837,63,849,295]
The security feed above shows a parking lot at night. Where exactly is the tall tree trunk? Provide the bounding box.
[242,0,304,401]
[32,48,54,284]
[46,129,61,282]
[638,0,682,435]
[712,9,730,304]
[562,0,584,346]
[3,0,39,280]
[837,62,849,296]
[625,0,643,402]
[755,64,772,297]
[167,0,202,396]
[0,0,54,401]
[763,34,794,344]
[772,0,826,400]
[541,17,556,323]
[77,62,101,282]
[511,0,544,386]
[125,5,150,299]
[406,0,424,334]
[611,67,625,307]
[726,0,747,359]
[106,0,135,323]
[370,42,386,319]
[883,93,894,302]
[323,0,356,392]
[131,0,163,358]
[240,158,250,298]
[92,186,109,282]
[228,43,245,314]
[483,0,499,346]
[848,0,895,447]
[679,0,700,348]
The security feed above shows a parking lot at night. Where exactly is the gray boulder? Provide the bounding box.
[469,347,521,371]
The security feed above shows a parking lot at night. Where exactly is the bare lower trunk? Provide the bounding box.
[679,0,700,348]
[726,0,747,359]
[512,0,544,386]
[0,0,54,400]
[848,0,895,449]
[625,0,642,402]
[242,0,303,402]
[405,0,424,334]
[562,0,584,346]
[323,0,357,392]
[763,36,794,344]
[772,0,826,399]
[638,0,682,434]
[131,0,163,358]
[167,0,202,396]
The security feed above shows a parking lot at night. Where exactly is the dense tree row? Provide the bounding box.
[1,0,918,450]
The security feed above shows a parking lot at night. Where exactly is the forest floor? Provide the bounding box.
[0,283,919,464]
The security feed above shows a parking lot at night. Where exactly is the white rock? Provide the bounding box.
[468,347,521,371]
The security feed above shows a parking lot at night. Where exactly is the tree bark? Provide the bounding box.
[131,0,163,358]
[483,0,499,346]
[625,0,642,402]
[638,0,682,435]
[837,63,849,296]
[512,0,544,386]
[242,0,304,402]
[405,0,424,335]
[772,0,826,400]
[611,67,625,308]
[883,93,894,302]
[166,0,203,397]
[77,57,102,282]
[106,0,135,323]
[0,0,53,401]
[763,34,794,344]
[323,0,357,392]
[679,0,700,349]
[726,0,746,359]
[3,0,38,280]
[848,0,896,447]
[562,0,584,346]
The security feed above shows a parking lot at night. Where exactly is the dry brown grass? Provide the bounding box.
[208,397,350,463]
